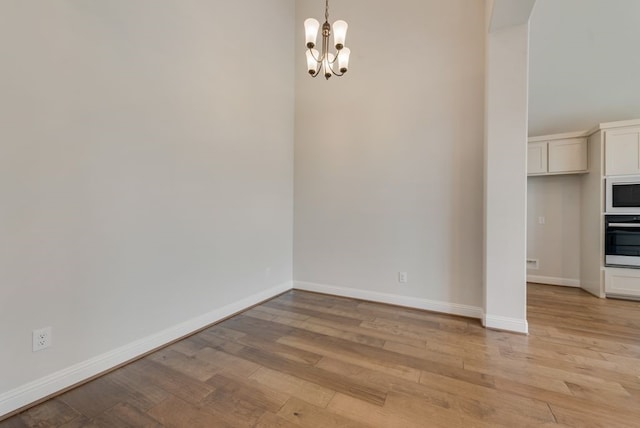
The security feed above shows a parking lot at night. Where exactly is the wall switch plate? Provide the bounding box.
[398,272,408,283]
[33,327,52,352]
[538,216,546,225]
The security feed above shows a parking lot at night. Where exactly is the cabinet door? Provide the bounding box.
[548,138,587,173]
[605,127,640,175]
[605,268,640,298]
[527,142,547,175]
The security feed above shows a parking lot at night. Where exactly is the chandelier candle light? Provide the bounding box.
[304,0,350,79]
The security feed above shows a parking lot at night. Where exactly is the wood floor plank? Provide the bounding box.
[381,391,465,427]
[57,376,129,419]
[354,300,469,326]
[462,356,619,396]
[234,345,388,406]
[0,417,29,428]
[276,397,369,428]
[16,399,79,427]
[359,316,512,353]
[196,347,262,379]
[417,369,559,421]
[277,335,422,382]
[244,310,387,348]
[249,367,336,408]
[205,324,324,366]
[547,403,633,428]
[104,367,171,411]
[255,411,301,428]
[147,348,221,382]
[165,334,214,356]
[263,300,365,326]
[57,415,95,428]
[316,357,459,414]
[146,396,236,428]
[265,299,378,323]
[499,346,638,386]
[382,340,464,367]
[97,403,162,428]
[204,373,289,415]
[327,393,430,428]
[493,375,640,423]
[247,306,311,325]
[284,312,428,349]
[119,358,214,405]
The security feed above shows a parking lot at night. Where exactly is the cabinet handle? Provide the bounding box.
[608,223,640,228]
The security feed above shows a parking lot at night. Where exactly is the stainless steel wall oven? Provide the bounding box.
[605,215,640,267]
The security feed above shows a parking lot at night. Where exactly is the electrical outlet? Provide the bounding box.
[538,216,546,225]
[33,327,52,352]
[526,259,539,270]
[398,272,408,283]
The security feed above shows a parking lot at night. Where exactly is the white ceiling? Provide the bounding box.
[528,0,640,136]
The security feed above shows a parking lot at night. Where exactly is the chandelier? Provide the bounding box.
[304,0,351,79]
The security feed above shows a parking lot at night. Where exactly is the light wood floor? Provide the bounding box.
[2,283,640,427]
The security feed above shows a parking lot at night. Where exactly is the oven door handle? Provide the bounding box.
[608,223,640,228]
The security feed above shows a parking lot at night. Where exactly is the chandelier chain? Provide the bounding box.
[325,0,329,22]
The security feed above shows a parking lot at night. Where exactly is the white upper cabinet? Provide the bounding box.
[527,142,548,175]
[548,138,588,173]
[527,133,588,176]
[605,126,640,176]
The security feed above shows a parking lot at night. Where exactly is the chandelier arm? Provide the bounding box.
[328,63,345,77]
[307,48,323,63]
[310,68,322,78]
[306,48,323,77]
[326,50,345,76]
[314,54,340,77]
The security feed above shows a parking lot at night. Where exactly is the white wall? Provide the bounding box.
[0,0,294,412]
[527,175,581,286]
[294,0,485,314]
[580,131,604,297]
[484,0,532,333]
[529,0,640,136]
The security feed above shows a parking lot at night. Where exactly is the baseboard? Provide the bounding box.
[0,281,293,419]
[483,313,529,334]
[293,281,483,320]
[527,275,580,287]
